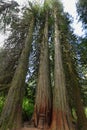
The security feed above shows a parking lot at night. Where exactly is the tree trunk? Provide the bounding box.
[50,7,74,130]
[64,43,87,130]
[0,17,34,130]
[32,12,52,129]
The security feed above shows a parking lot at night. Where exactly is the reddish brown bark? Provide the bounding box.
[32,11,51,129]
[50,2,75,130]
[50,110,70,130]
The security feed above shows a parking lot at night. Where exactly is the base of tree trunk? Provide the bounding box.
[37,113,49,129]
[32,104,51,129]
[0,103,22,130]
[12,104,22,130]
[49,110,74,130]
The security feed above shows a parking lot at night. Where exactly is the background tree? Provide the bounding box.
[0,0,19,32]
[76,0,87,29]
[59,10,87,130]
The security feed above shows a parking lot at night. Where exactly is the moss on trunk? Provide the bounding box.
[0,17,35,130]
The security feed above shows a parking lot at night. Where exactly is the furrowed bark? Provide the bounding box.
[50,6,74,130]
[32,12,52,129]
[0,17,35,130]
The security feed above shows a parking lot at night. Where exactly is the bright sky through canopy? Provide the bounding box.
[0,0,85,47]
[61,0,85,36]
[9,0,86,36]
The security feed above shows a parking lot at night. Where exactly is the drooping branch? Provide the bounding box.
[0,0,19,13]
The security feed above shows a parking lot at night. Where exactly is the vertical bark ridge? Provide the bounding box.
[0,16,35,130]
[33,11,52,129]
[50,5,74,130]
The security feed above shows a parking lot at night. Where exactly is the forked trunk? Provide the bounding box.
[50,7,74,130]
[32,12,52,129]
[0,17,34,130]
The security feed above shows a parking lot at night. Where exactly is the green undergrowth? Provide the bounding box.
[0,95,34,121]
[22,97,34,121]
[1,94,87,122]
[0,95,5,115]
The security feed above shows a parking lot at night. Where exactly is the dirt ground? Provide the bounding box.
[21,127,38,130]
[21,121,49,130]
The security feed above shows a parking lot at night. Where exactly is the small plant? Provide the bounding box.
[22,97,34,121]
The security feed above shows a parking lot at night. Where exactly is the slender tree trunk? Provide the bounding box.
[50,7,74,130]
[32,12,52,129]
[64,43,87,130]
[0,17,34,130]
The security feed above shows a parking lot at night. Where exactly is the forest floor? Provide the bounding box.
[21,122,47,130]
[20,121,77,130]
[21,127,38,130]
[21,126,48,130]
